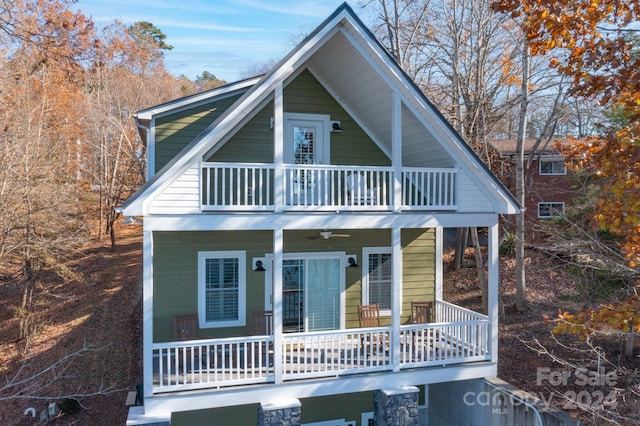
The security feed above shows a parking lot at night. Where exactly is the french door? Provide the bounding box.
[284,114,330,205]
[265,253,345,332]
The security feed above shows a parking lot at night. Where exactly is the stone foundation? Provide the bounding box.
[258,399,301,426]
[374,386,419,426]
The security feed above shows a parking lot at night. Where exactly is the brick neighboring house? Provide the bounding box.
[489,139,577,237]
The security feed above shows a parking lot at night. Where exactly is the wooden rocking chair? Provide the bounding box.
[249,310,274,367]
[358,304,387,351]
[173,313,209,369]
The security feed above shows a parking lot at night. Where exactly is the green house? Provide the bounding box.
[120,3,520,425]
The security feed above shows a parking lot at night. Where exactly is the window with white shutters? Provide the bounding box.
[198,251,246,328]
[362,247,392,315]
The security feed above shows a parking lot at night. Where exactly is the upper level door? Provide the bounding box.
[284,113,330,165]
[284,114,330,204]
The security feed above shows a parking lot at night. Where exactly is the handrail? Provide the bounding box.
[200,162,457,211]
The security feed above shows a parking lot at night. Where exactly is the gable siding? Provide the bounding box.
[284,70,390,166]
[149,164,201,214]
[154,94,243,172]
[206,102,274,163]
[456,171,495,213]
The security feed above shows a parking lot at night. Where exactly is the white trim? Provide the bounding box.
[142,212,501,232]
[391,228,402,372]
[273,230,284,384]
[264,251,347,331]
[283,113,331,165]
[135,77,260,120]
[303,420,352,426]
[143,361,497,415]
[361,411,374,426]
[274,84,284,212]
[435,227,443,301]
[197,250,246,328]
[488,224,499,362]
[362,247,393,316]
[142,229,154,405]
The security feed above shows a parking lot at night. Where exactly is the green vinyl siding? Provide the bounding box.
[153,230,272,342]
[171,404,259,426]
[153,228,435,341]
[284,69,390,166]
[206,102,274,163]
[170,388,425,424]
[154,93,243,172]
[401,228,436,324]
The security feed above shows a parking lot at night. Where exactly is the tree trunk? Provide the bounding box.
[453,227,469,271]
[514,40,530,312]
[470,227,488,313]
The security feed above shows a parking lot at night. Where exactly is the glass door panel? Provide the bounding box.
[305,258,340,331]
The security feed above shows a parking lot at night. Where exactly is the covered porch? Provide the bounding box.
[152,299,489,393]
[141,221,501,408]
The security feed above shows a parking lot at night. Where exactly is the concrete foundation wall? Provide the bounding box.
[428,378,580,426]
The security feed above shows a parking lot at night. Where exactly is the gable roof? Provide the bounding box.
[489,138,578,158]
[119,2,520,216]
[133,75,262,145]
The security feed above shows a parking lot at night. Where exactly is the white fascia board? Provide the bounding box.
[125,14,349,217]
[340,18,520,215]
[134,77,261,121]
[143,362,497,415]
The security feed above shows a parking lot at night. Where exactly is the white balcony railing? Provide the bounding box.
[200,162,456,211]
[151,301,488,393]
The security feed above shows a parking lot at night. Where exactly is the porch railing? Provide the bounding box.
[152,303,489,393]
[200,162,456,211]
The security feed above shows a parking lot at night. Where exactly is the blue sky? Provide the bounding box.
[74,0,365,82]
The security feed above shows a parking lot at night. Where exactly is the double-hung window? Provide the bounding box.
[362,247,392,315]
[198,251,246,328]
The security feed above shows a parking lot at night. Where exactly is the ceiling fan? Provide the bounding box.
[305,230,351,240]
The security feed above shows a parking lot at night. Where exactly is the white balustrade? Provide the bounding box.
[201,162,456,211]
[151,302,488,393]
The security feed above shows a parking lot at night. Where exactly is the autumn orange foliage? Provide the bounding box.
[491,0,640,338]
[552,295,640,337]
[492,0,640,265]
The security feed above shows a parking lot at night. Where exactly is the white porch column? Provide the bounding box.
[435,227,443,301]
[273,229,284,383]
[392,227,402,372]
[391,92,402,212]
[273,82,284,213]
[488,222,499,362]
[142,229,154,404]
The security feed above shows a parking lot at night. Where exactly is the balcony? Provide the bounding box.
[201,162,457,212]
[151,300,488,393]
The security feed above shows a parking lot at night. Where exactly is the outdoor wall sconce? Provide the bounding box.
[254,260,265,272]
[347,256,358,268]
[331,121,342,132]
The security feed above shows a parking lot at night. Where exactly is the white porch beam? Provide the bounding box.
[273,229,284,383]
[143,213,501,232]
[488,223,499,362]
[392,227,402,372]
[273,83,284,213]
